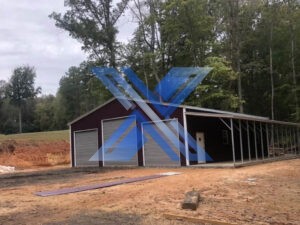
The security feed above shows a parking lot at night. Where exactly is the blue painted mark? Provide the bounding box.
[143,122,179,161]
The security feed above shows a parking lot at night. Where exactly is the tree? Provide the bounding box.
[185,57,240,111]
[6,66,41,133]
[0,80,6,100]
[50,0,129,67]
[161,0,214,67]
[286,0,300,121]
[34,95,56,131]
[54,61,111,128]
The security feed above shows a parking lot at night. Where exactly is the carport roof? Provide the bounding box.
[68,97,300,127]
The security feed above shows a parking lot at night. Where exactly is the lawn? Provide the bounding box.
[0,130,69,142]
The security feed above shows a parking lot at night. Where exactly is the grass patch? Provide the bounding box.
[0,130,69,142]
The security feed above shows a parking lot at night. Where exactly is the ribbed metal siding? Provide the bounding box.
[74,130,99,167]
[143,119,180,166]
[102,116,138,166]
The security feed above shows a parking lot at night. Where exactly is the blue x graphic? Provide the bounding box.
[89,67,213,164]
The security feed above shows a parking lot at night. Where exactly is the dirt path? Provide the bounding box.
[0,159,299,225]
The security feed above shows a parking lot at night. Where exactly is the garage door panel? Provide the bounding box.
[75,130,99,167]
[143,119,180,166]
[102,116,138,166]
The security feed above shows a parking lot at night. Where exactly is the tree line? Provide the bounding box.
[0,0,299,134]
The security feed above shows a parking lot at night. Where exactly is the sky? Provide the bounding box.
[0,0,136,95]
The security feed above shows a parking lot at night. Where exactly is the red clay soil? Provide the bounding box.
[0,140,70,169]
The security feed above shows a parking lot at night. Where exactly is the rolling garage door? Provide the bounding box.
[74,129,99,167]
[142,119,180,166]
[102,116,138,166]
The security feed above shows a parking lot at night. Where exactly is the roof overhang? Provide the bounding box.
[68,97,300,127]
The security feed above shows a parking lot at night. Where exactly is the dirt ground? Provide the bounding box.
[0,159,299,225]
[0,140,70,168]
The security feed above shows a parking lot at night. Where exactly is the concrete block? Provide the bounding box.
[181,190,200,210]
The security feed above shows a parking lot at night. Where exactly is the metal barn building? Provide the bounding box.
[69,98,300,167]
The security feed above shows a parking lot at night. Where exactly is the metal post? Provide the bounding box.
[271,123,275,157]
[289,127,293,155]
[239,120,244,163]
[266,123,270,158]
[253,121,258,160]
[294,127,297,155]
[297,127,300,154]
[281,126,285,154]
[285,127,289,155]
[260,122,264,160]
[247,121,251,161]
[230,119,236,165]
[183,108,190,166]
[276,125,280,157]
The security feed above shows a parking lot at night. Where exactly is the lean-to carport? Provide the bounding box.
[184,109,300,166]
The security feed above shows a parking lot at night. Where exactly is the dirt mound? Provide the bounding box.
[0,140,70,169]
[0,140,17,154]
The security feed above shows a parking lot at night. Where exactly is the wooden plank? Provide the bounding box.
[164,213,238,225]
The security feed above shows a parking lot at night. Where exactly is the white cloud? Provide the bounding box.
[0,0,137,95]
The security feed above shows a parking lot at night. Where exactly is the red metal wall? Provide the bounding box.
[70,99,185,167]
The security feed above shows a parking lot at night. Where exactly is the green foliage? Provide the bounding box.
[0,99,19,134]
[161,0,214,66]
[49,0,129,66]
[54,61,112,129]
[34,95,56,131]
[5,66,41,133]
[186,57,240,111]
[6,66,40,107]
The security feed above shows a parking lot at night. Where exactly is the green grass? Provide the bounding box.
[0,130,69,142]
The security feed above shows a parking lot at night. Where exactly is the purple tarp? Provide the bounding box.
[35,172,180,197]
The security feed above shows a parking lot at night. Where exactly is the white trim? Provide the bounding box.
[74,128,99,167]
[74,128,99,133]
[69,126,72,167]
[186,111,234,119]
[141,124,145,166]
[101,120,104,166]
[141,118,177,125]
[183,107,190,166]
[101,115,136,122]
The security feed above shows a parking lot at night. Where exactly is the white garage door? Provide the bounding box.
[102,116,138,166]
[74,129,99,167]
[142,119,180,166]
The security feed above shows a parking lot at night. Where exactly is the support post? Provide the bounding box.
[247,121,251,161]
[230,119,236,165]
[286,127,289,154]
[266,123,270,158]
[281,126,285,154]
[183,108,190,166]
[260,122,264,160]
[272,124,275,158]
[253,121,258,160]
[239,120,244,163]
[293,127,297,155]
[276,125,280,156]
[289,127,293,155]
[297,127,300,154]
